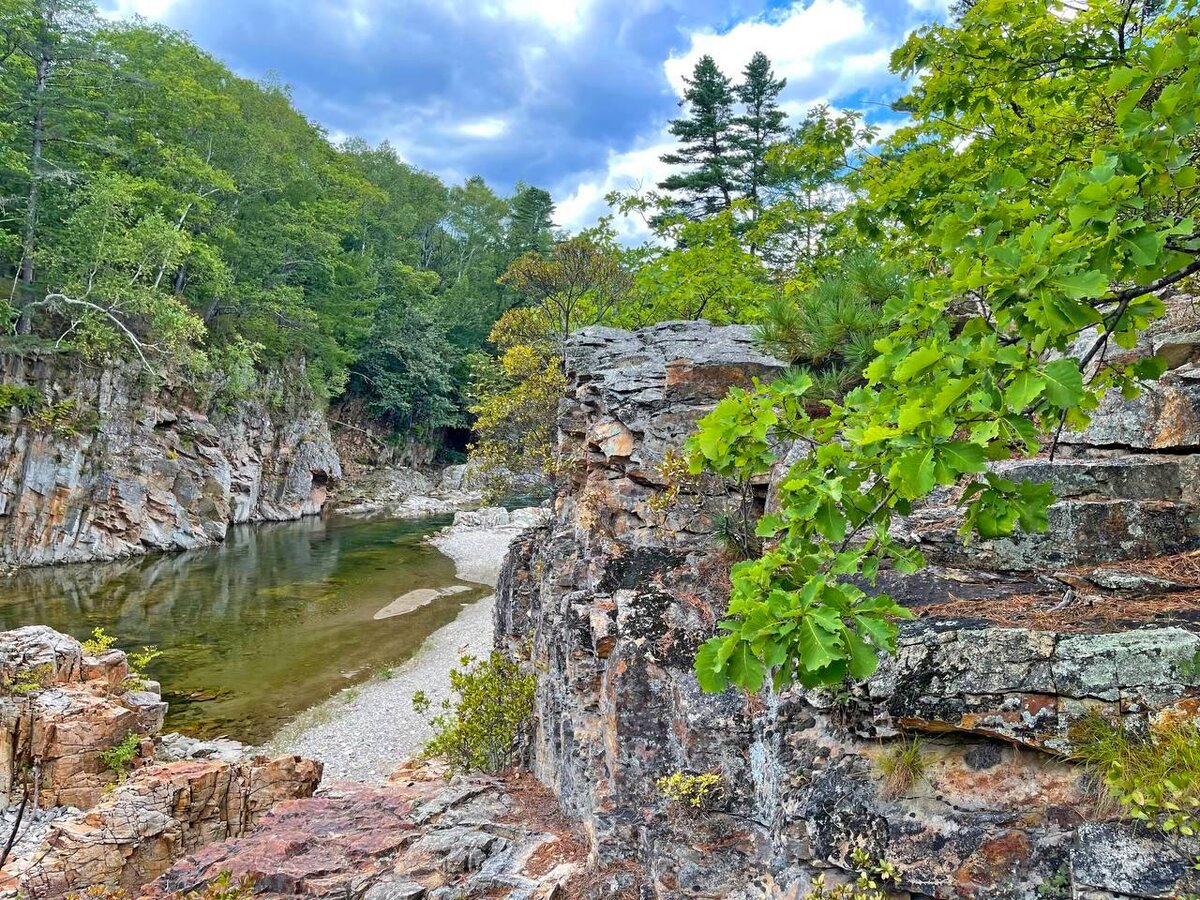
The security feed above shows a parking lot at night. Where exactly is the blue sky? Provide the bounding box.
[102,0,948,237]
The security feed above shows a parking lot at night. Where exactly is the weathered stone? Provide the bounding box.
[0,353,342,567]
[869,621,1200,752]
[1071,822,1200,898]
[146,765,583,900]
[0,627,167,809]
[492,320,1200,899]
[2,755,321,898]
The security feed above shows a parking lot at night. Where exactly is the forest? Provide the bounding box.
[4,0,1200,680]
[0,0,900,460]
[1,0,1200,895]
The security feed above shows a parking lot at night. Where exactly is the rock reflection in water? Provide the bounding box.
[0,514,487,743]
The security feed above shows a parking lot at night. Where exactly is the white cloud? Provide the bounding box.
[481,0,595,39]
[454,116,511,139]
[100,0,178,19]
[906,0,950,12]
[555,1,903,241]
[664,0,870,99]
[555,134,676,242]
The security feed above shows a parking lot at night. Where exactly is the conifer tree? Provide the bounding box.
[505,185,555,258]
[733,51,787,210]
[657,55,738,220]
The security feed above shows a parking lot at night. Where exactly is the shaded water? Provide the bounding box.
[0,514,488,743]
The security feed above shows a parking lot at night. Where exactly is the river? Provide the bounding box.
[0,513,488,744]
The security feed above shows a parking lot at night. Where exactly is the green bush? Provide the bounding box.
[99,731,141,778]
[82,627,116,656]
[754,252,902,399]
[656,771,724,809]
[412,652,535,774]
[1070,711,1200,837]
[2,663,54,696]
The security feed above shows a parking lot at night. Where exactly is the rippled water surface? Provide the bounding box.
[0,514,487,743]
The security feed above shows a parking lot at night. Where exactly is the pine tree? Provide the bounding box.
[657,55,738,220]
[733,51,787,210]
[505,185,555,258]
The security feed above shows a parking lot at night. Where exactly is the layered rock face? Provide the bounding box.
[0,352,341,567]
[0,626,321,898]
[495,317,1200,899]
[150,762,584,900]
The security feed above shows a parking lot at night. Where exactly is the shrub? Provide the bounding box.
[754,252,902,400]
[1070,710,1200,837]
[804,846,899,900]
[82,627,116,656]
[2,663,54,696]
[122,645,161,693]
[656,771,724,809]
[99,731,141,778]
[875,737,929,800]
[412,652,535,774]
[467,309,566,499]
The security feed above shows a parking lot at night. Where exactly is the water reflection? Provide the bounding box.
[0,514,486,742]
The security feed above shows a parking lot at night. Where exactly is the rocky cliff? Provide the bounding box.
[0,351,342,567]
[0,626,321,898]
[494,315,1200,898]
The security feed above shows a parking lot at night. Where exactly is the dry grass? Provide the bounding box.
[1085,548,1200,584]
[874,737,930,800]
[920,590,1200,633]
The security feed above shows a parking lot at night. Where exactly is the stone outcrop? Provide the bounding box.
[334,465,484,519]
[5,755,321,899]
[0,627,321,898]
[0,625,166,809]
[149,762,584,900]
[0,352,342,567]
[493,319,1200,899]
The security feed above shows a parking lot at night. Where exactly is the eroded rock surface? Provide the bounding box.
[148,763,583,900]
[0,627,321,899]
[0,353,341,567]
[493,320,1200,899]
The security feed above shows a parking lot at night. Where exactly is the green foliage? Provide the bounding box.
[467,308,567,497]
[658,54,739,220]
[99,730,141,777]
[804,847,900,900]
[82,627,115,656]
[0,3,548,446]
[412,652,535,774]
[874,737,930,799]
[656,771,724,809]
[123,645,161,693]
[1071,711,1200,837]
[0,384,43,415]
[499,237,632,344]
[1036,864,1071,900]
[2,662,53,696]
[688,0,1200,696]
[755,253,903,398]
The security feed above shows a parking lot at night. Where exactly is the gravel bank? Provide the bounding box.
[270,509,544,783]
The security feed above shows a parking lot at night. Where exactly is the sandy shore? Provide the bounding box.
[269,510,542,783]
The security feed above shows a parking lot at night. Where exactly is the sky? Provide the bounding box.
[101,0,950,239]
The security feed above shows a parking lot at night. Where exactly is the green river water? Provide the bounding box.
[0,514,487,744]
